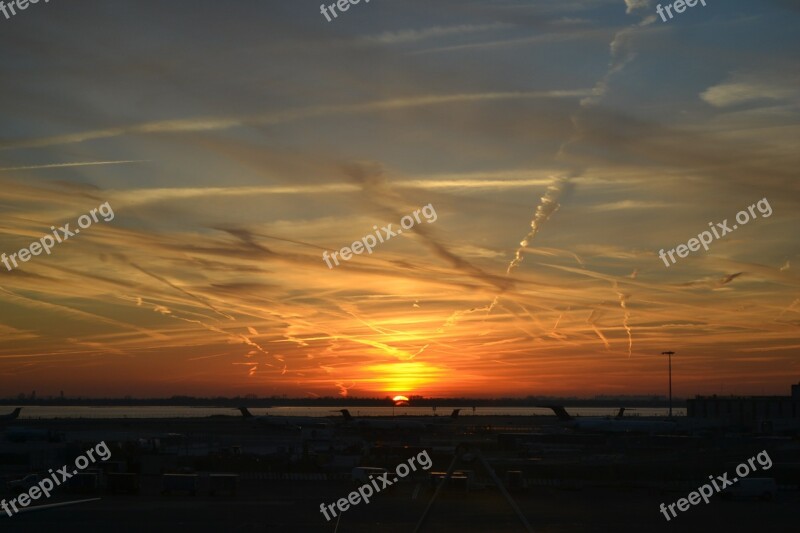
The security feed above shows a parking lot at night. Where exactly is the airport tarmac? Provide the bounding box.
[1,479,797,532]
[1,415,797,532]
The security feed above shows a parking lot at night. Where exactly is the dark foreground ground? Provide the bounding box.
[1,477,796,533]
[1,416,797,532]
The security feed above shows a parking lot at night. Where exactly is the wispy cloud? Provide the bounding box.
[364,23,510,44]
[1,91,591,150]
[701,73,799,108]
[0,160,148,172]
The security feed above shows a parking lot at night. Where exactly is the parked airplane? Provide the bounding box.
[338,409,428,430]
[544,406,677,434]
[0,408,21,423]
[0,408,23,434]
[237,407,329,429]
[432,408,462,424]
[404,409,462,426]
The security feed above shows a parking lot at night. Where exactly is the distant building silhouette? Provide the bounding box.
[687,382,800,431]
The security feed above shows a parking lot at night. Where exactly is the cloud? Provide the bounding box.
[0,160,148,173]
[624,0,651,13]
[701,75,799,108]
[364,23,509,44]
[588,200,670,211]
[1,91,591,150]
[581,7,656,107]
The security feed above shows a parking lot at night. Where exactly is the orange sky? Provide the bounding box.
[0,0,798,399]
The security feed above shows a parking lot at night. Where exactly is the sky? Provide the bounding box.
[0,0,798,399]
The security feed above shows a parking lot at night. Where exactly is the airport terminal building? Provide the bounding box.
[687,382,800,432]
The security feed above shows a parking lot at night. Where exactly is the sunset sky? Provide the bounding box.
[1,0,798,398]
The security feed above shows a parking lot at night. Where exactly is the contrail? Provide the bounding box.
[614,281,633,357]
[549,311,568,341]
[506,177,567,276]
[587,308,611,350]
[1,91,588,150]
[777,298,800,319]
[437,306,490,333]
[486,176,567,314]
[340,161,512,292]
[582,3,656,107]
[126,259,235,321]
[0,160,147,172]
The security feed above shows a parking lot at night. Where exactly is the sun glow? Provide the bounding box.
[365,362,444,394]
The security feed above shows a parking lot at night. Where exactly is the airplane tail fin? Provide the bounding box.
[451,409,461,419]
[238,407,253,418]
[543,405,573,421]
[615,407,626,419]
[1,408,21,420]
[338,409,353,421]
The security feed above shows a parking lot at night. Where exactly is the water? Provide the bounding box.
[9,406,686,419]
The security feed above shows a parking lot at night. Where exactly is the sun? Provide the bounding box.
[392,395,409,405]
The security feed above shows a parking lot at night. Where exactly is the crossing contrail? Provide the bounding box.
[0,160,148,172]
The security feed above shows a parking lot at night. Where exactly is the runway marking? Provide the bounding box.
[1,498,101,517]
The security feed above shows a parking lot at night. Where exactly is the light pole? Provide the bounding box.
[661,351,675,417]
